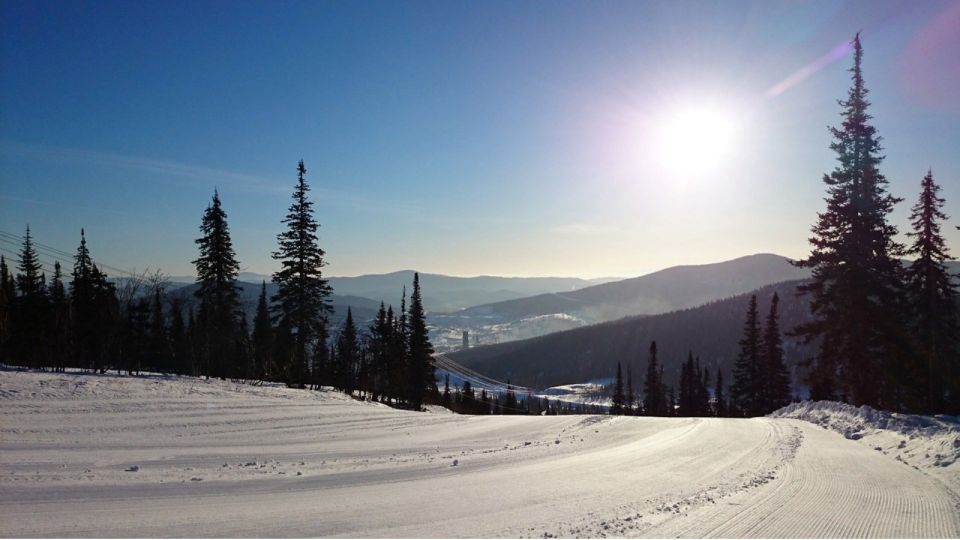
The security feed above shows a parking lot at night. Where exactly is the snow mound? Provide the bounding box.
[771,400,960,491]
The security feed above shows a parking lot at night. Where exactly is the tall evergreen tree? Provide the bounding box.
[793,33,906,408]
[49,262,70,372]
[13,226,49,368]
[761,293,791,412]
[610,361,625,415]
[169,297,191,375]
[334,307,359,393]
[368,302,390,401]
[148,288,170,373]
[625,363,635,415]
[731,295,762,416]
[678,352,693,416]
[251,281,273,381]
[697,362,711,416]
[643,341,665,416]
[193,190,242,378]
[406,273,435,409]
[715,369,727,417]
[70,230,117,373]
[0,256,14,364]
[271,161,333,389]
[904,170,959,413]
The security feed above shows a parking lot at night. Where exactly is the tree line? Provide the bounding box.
[0,160,439,410]
[792,34,959,414]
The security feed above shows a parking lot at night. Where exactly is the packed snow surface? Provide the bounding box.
[771,399,960,493]
[1,370,958,538]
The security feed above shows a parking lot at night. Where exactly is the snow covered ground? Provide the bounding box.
[772,400,960,494]
[1,370,958,538]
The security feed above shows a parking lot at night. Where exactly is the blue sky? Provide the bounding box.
[2,0,958,278]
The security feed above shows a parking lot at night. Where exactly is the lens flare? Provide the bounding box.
[657,107,739,176]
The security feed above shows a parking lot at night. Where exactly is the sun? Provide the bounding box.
[656,106,739,176]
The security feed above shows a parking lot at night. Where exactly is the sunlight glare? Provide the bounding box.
[657,107,739,176]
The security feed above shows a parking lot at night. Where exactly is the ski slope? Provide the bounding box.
[1,370,957,538]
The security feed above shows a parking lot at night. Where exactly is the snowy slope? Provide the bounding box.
[771,400,960,493]
[1,370,958,538]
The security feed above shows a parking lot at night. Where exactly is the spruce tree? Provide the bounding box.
[13,226,49,369]
[149,288,170,373]
[793,33,906,408]
[678,353,690,416]
[406,273,435,409]
[697,362,711,416]
[0,256,14,365]
[610,361,625,414]
[625,363,635,415]
[252,281,273,381]
[49,262,69,372]
[335,307,359,393]
[714,369,726,417]
[235,312,253,380]
[761,293,791,412]
[169,298,191,375]
[193,190,242,379]
[904,170,959,413]
[69,230,118,373]
[731,295,762,416]
[271,161,333,388]
[368,302,390,401]
[643,341,664,416]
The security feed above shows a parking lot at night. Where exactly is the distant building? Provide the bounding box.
[462,330,469,350]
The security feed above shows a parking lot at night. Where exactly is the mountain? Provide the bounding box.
[447,261,960,391]
[327,271,600,313]
[428,254,812,350]
[447,280,816,392]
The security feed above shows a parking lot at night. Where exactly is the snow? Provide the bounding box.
[771,399,960,493]
[2,370,958,537]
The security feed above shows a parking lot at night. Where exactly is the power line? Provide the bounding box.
[0,229,140,277]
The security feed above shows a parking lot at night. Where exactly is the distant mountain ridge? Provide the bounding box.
[448,260,960,390]
[448,280,816,391]
[162,271,608,314]
[454,254,811,320]
[427,254,813,349]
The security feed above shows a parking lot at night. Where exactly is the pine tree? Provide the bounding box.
[793,33,906,409]
[761,293,791,412]
[123,297,150,375]
[148,288,170,373]
[643,341,664,416]
[405,273,435,409]
[69,230,118,373]
[335,307,359,393]
[904,170,958,413]
[715,369,727,417]
[731,295,762,416]
[235,312,253,380]
[272,161,333,389]
[0,256,14,365]
[368,302,390,401]
[13,226,50,369]
[193,190,242,379]
[390,297,408,404]
[697,362,711,416]
[625,363,635,415]
[169,298,191,375]
[678,352,691,416]
[610,361,625,415]
[251,281,273,381]
[49,262,69,372]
